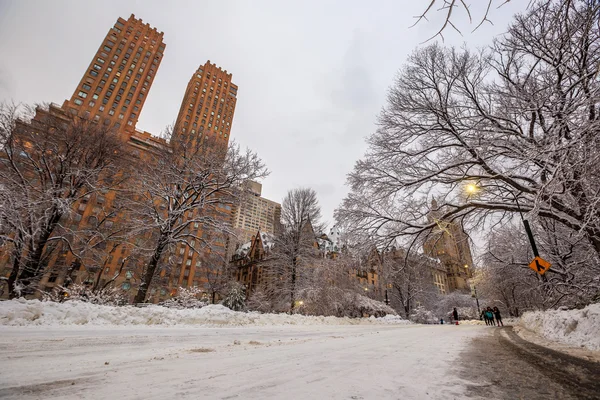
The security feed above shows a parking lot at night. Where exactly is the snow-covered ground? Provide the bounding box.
[0,323,482,399]
[517,303,600,351]
[0,299,408,327]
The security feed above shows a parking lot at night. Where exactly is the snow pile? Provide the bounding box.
[0,299,412,327]
[518,303,600,351]
[458,319,485,325]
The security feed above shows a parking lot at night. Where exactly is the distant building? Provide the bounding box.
[232,181,281,246]
[231,230,276,294]
[423,199,474,292]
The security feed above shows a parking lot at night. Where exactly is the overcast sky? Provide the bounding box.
[0,0,527,228]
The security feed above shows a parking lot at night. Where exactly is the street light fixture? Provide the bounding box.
[462,182,547,281]
[465,183,480,195]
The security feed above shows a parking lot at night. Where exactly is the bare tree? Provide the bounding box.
[413,0,514,42]
[337,0,600,263]
[259,188,324,313]
[478,221,600,313]
[197,236,233,304]
[129,133,268,303]
[0,103,127,298]
[381,249,439,319]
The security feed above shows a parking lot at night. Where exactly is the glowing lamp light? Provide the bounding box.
[465,183,479,194]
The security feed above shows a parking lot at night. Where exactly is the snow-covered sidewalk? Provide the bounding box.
[0,323,481,399]
[0,299,408,327]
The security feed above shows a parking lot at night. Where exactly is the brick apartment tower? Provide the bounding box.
[172,61,238,147]
[62,14,165,135]
[163,62,239,294]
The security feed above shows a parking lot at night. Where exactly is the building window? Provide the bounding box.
[74,99,83,105]
[78,91,87,98]
[82,84,91,91]
[122,282,131,290]
[88,101,95,107]
[90,70,98,77]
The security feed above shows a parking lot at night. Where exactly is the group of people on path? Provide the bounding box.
[482,306,503,326]
[443,307,503,326]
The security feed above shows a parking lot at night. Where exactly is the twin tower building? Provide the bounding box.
[64,14,238,148]
[25,14,246,302]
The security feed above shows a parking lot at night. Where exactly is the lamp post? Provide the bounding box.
[472,285,481,316]
[463,182,547,281]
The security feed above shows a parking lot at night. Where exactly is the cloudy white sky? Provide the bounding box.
[0,0,527,227]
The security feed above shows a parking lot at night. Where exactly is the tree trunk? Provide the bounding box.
[133,237,167,304]
[289,255,297,313]
[14,209,63,293]
[7,238,23,299]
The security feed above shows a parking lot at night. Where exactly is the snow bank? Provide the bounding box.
[518,303,600,351]
[0,299,412,327]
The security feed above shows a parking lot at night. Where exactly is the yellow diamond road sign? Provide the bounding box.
[529,256,551,275]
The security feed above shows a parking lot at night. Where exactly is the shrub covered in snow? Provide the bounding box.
[410,306,437,324]
[518,303,600,351]
[298,287,397,318]
[159,286,208,309]
[41,284,126,306]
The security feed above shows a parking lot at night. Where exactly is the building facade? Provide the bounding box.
[172,61,238,147]
[423,199,474,292]
[63,14,165,134]
[0,14,239,304]
[232,181,281,246]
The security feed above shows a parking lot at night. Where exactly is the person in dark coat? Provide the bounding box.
[453,308,459,324]
[493,307,503,327]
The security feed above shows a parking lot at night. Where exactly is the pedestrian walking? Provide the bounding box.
[481,309,489,325]
[485,307,495,326]
[453,308,459,325]
[493,307,503,327]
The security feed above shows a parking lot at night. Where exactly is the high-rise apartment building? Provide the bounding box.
[232,181,282,246]
[172,61,238,147]
[62,14,165,134]
[159,62,240,296]
[0,13,244,304]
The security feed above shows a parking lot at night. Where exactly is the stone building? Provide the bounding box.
[423,199,474,292]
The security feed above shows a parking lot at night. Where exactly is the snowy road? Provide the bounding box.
[0,324,598,399]
[0,324,478,399]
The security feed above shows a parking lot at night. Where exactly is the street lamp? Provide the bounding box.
[471,285,481,316]
[464,183,480,195]
[462,182,547,281]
